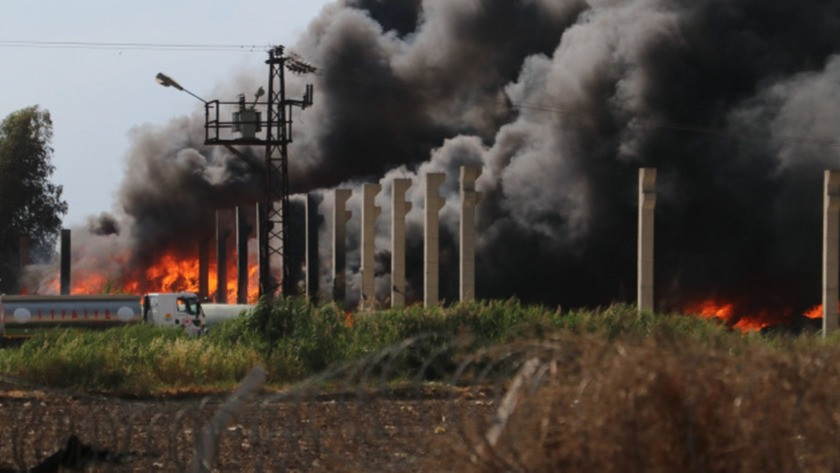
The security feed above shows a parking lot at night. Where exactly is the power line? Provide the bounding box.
[0,39,266,52]
[5,39,838,148]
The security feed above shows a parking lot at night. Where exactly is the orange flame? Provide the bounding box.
[801,304,840,320]
[51,248,261,303]
[687,298,826,332]
[685,300,765,331]
[804,305,823,319]
[691,300,735,322]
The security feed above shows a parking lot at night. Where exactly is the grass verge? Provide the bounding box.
[0,298,823,395]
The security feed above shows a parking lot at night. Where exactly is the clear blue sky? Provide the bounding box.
[0,0,333,227]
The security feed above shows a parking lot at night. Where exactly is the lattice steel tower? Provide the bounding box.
[261,46,315,297]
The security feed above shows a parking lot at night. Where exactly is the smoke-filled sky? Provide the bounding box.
[12,0,840,321]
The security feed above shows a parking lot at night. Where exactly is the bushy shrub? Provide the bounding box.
[210,297,352,380]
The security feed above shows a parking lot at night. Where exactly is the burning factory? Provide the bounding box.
[17,0,840,332]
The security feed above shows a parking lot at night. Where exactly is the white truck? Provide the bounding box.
[0,292,207,339]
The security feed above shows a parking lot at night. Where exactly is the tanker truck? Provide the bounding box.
[0,292,207,339]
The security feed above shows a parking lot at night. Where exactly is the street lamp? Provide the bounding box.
[155,72,207,104]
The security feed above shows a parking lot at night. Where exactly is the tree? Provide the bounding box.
[0,106,67,293]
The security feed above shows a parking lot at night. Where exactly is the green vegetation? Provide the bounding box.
[0,324,259,395]
[0,298,814,395]
[0,106,67,293]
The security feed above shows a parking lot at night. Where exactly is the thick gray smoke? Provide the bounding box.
[118,117,262,261]
[295,0,840,321]
[24,0,840,325]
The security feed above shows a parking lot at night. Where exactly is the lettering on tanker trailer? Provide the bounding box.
[0,295,141,338]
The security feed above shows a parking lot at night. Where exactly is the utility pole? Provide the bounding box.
[260,46,315,298]
[195,45,315,298]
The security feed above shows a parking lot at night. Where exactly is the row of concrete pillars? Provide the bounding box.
[43,166,682,311]
[39,166,656,308]
[40,166,655,308]
[332,165,483,309]
[201,206,255,303]
[160,166,482,308]
[46,166,839,331]
[51,162,483,308]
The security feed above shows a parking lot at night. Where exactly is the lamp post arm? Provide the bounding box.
[156,72,207,103]
[182,89,208,104]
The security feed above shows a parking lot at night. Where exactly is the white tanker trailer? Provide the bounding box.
[201,303,253,328]
[0,292,207,339]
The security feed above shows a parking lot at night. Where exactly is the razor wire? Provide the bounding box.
[0,334,509,472]
[2,335,840,471]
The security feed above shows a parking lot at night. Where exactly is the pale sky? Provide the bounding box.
[0,0,334,227]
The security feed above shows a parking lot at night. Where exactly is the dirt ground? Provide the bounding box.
[0,382,497,472]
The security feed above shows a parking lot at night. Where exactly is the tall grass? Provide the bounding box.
[208,298,750,383]
[0,298,806,394]
[0,324,259,395]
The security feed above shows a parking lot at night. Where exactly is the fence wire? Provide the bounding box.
[0,335,506,472]
[3,334,840,472]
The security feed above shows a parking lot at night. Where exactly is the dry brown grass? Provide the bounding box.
[443,334,840,473]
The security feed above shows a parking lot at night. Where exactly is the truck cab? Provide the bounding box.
[142,292,205,335]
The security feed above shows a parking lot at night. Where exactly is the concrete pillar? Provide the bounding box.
[236,206,251,304]
[824,170,840,336]
[254,201,279,298]
[424,173,446,308]
[287,199,307,297]
[391,179,412,308]
[361,184,382,310]
[306,193,323,299]
[460,165,483,302]
[255,201,266,298]
[333,189,352,306]
[60,229,70,295]
[216,210,229,303]
[637,168,656,314]
[198,239,210,300]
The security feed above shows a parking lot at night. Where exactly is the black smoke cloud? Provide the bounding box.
[118,117,262,264]
[290,0,586,190]
[22,114,263,294]
[295,0,840,316]
[24,0,840,320]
